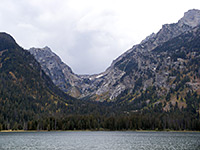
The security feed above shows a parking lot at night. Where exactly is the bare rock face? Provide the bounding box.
[29,9,200,102]
[178,9,200,27]
[29,47,81,97]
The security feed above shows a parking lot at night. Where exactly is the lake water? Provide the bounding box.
[0,131,200,150]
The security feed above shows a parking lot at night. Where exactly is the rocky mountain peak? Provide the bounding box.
[131,9,200,54]
[29,46,55,57]
[42,46,52,51]
[28,47,83,97]
[178,9,200,27]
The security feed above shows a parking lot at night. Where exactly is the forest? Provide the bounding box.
[0,90,199,131]
[1,110,200,131]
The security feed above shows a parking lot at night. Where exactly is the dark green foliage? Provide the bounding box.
[1,111,199,131]
[0,32,20,51]
[185,91,199,113]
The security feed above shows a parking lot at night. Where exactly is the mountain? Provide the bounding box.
[0,32,109,130]
[29,9,200,105]
[0,33,73,126]
[1,9,200,131]
[87,9,200,101]
[117,25,200,111]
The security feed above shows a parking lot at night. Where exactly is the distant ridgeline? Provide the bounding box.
[0,9,200,131]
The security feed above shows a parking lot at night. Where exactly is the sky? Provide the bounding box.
[0,0,200,74]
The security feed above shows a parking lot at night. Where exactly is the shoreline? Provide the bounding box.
[1,129,200,133]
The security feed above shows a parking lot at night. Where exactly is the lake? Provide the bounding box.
[0,131,200,150]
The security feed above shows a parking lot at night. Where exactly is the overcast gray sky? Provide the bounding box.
[0,0,200,74]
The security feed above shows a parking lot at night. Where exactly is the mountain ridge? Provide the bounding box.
[29,9,200,102]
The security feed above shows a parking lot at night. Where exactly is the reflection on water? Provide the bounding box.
[0,131,200,150]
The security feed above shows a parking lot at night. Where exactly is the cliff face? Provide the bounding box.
[29,9,200,102]
[29,47,91,98]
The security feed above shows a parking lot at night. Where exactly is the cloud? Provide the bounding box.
[0,0,200,74]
